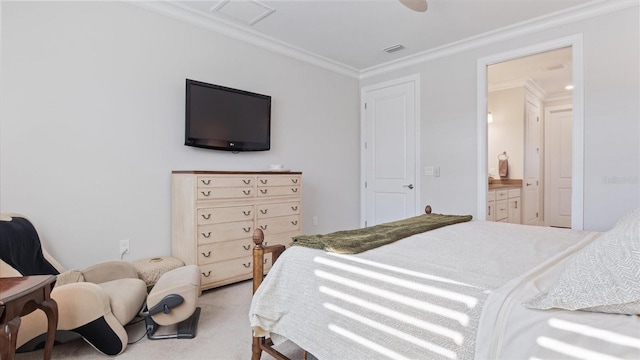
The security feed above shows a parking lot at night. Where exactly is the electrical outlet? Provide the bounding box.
[119,239,130,257]
[424,166,434,176]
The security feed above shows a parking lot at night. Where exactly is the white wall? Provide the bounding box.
[361,7,639,231]
[0,2,360,268]
[488,88,525,179]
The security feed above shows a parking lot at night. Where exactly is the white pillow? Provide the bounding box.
[525,208,640,314]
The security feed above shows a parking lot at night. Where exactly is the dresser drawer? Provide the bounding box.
[257,215,300,235]
[495,200,508,221]
[487,190,496,202]
[199,256,272,286]
[197,220,253,244]
[257,201,301,219]
[197,205,254,225]
[508,188,521,198]
[197,187,254,200]
[257,175,301,187]
[257,186,300,197]
[495,190,509,201]
[197,238,253,265]
[197,176,254,188]
[263,230,299,248]
[199,256,253,286]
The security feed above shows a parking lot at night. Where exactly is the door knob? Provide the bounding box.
[403,184,414,190]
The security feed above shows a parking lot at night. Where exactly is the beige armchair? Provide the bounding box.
[0,213,150,355]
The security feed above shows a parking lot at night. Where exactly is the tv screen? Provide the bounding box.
[185,79,271,151]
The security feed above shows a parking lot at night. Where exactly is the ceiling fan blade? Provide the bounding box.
[399,0,428,12]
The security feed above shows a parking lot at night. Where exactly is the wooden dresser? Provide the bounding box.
[171,171,302,290]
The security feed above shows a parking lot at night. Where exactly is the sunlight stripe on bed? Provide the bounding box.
[327,252,476,288]
[548,318,640,349]
[327,324,411,360]
[324,303,457,359]
[314,256,478,308]
[319,285,464,345]
[536,337,625,360]
[315,269,470,326]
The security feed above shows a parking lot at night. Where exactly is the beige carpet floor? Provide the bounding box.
[15,280,311,360]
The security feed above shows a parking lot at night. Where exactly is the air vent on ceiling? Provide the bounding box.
[382,44,405,54]
[210,0,275,26]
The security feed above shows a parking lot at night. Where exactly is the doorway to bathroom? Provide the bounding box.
[477,35,584,230]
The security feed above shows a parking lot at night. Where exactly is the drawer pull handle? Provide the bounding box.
[243,190,251,195]
[263,259,268,264]
[202,251,211,257]
[243,262,251,268]
[243,210,252,216]
[260,225,268,230]
[291,220,298,225]
[201,214,211,220]
[243,245,251,250]
[201,179,212,185]
[514,201,518,209]
[291,206,298,211]
[260,189,268,194]
[202,232,212,238]
[291,188,298,193]
[260,179,268,185]
[202,271,211,277]
[242,179,251,185]
[291,179,298,184]
[201,191,211,197]
[243,227,252,233]
[260,209,268,215]
[488,207,491,216]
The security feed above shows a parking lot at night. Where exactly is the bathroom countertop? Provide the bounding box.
[488,179,522,190]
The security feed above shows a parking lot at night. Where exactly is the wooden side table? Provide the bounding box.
[0,275,58,360]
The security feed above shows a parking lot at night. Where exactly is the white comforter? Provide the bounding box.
[250,221,601,360]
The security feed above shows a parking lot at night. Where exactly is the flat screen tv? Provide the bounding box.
[185,79,271,152]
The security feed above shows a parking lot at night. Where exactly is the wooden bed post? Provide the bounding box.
[252,229,288,360]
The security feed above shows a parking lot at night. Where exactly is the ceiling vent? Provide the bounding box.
[210,0,276,26]
[382,44,405,54]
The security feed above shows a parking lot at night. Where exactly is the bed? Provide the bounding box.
[249,207,640,360]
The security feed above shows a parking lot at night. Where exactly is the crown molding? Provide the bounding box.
[489,78,574,102]
[359,0,638,79]
[129,0,637,81]
[128,1,360,79]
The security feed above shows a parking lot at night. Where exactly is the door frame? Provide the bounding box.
[360,74,421,227]
[476,34,584,229]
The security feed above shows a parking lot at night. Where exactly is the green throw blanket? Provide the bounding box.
[291,213,472,254]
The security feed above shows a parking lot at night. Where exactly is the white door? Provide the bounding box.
[363,79,417,226]
[523,96,540,226]
[546,106,573,228]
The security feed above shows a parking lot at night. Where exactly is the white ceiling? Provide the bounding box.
[138,0,615,94]
[489,47,573,99]
[169,0,591,70]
